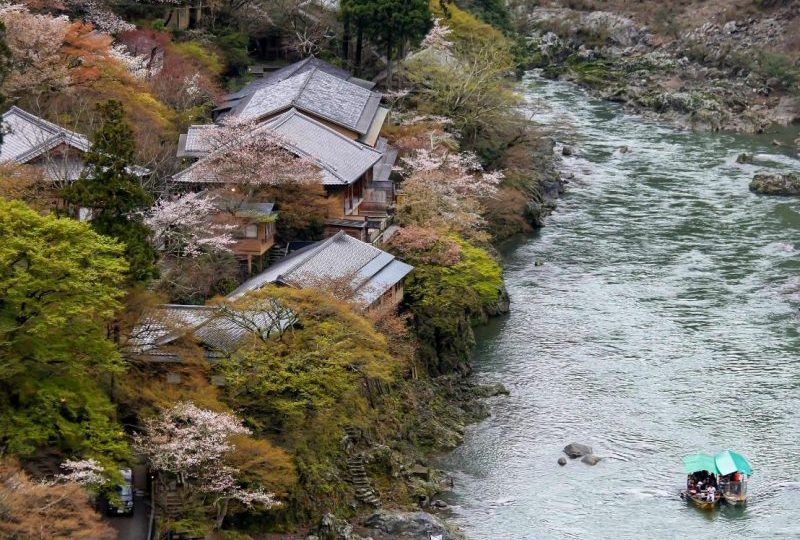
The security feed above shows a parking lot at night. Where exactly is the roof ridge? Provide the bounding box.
[292,67,319,107]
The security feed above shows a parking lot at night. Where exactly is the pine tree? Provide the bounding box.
[62,100,159,282]
[341,0,430,83]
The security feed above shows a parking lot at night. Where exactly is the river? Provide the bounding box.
[439,76,800,539]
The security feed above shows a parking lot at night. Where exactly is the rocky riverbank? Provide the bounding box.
[516,5,800,138]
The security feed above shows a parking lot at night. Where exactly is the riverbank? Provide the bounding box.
[514,3,800,139]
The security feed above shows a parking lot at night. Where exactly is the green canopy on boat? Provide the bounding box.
[715,450,753,476]
[683,453,719,475]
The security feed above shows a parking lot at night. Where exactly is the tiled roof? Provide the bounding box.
[231,67,383,136]
[220,57,375,108]
[228,231,413,306]
[174,109,382,186]
[0,106,90,163]
[126,303,293,358]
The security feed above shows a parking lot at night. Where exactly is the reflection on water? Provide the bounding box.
[439,76,800,539]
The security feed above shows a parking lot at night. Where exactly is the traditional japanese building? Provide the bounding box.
[0,106,90,181]
[229,231,413,309]
[175,58,396,245]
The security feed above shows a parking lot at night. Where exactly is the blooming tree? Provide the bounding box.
[421,17,453,51]
[145,192,237,257]
[55,458,106,488]
[190,119,322,192]
[64,0,136,34]
[396,144,504,239]
[134,402,278,527]
[0,7,70,95]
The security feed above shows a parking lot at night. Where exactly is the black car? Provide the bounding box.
[107,468,134,516]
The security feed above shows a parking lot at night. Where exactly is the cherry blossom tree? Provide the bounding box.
[134,402,278,528]
[421,17,453,51]
[145,192,237,257]
[55,459,106,488]
[0,6,70,95]
[187,119,322,198]
[396,143,504,239]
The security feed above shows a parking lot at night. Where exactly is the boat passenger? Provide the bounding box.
[706,485,716,502]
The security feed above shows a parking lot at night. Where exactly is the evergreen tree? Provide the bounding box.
[62,100,158,282]
[341,0,430,82]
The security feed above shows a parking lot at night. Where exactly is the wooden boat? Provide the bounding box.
[719,479,748,505]
[681,489,721,509]
[682,451,753,506]
[715,450,752,505]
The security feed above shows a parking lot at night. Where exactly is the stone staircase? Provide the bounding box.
[267,243,287,265]
[344,427,380,507]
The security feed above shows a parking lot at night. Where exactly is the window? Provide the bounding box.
[244,224,258,238]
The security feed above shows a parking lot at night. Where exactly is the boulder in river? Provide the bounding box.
[581,454,602,466]
[562,145,574,156]
[363,511,465,540]
[563,443,593,458]
[736,153,753,164]
[558,457,567,466]
[749,172,800,196]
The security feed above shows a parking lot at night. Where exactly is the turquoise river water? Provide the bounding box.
[439,76,800,539]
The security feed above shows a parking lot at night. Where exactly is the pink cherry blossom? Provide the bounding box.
[145,192,237,257]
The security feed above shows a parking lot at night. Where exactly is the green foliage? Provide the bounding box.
[402,1,521,154]
[173,41,224,76]
[342,0,431,62]
[215,31,251,78]
[217,287,403,516]
[0,199,129,466]
[454,0,512,33]
[61,100,158,283]
[390,232,503,374]
[758,50,800,92]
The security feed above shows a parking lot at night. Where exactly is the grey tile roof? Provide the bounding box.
[126,303,293,358]
[174,109,382,186]
[221,57,375,106]
[0,106,90,164]
[228,231,413,306]
[231,67,383,136]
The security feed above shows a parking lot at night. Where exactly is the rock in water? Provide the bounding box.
[558,457,567,466]
[581,454,602,466]
[736,153,753,164]
[619,145,630,154]
[562,145,573,156]
[363,511,465,540]
[563,443,593,458]
[749,173,800,196]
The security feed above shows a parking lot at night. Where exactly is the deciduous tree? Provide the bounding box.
[0,458,116,540]
[146,192,236,257]
[134,402,278,529]
[0,198,130,466]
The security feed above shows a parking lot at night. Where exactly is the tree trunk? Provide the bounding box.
[386,29,394,89]
[342,12,351,69]
[355,23,364,76]
[215,498,229,529]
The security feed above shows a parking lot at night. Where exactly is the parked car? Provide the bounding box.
[107,468,134,516]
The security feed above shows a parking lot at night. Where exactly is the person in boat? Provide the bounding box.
[706,484,716,502]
